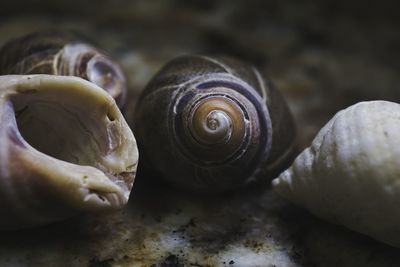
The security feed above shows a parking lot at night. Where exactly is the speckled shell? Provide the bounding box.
[273,101,400,248]
[0,32,127,107]
[0,75,138,229]
[134,55,297,193]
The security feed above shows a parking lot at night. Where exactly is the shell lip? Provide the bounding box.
[0,74,138,213]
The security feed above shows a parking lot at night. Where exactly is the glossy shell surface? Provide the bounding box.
[134,55,297,193]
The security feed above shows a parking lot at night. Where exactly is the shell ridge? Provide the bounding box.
[198,55,235,75]
[143,83,189,102]
[273,100,400,247]
[251,66,268,102]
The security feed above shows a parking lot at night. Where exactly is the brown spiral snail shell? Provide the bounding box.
[0,31,127,107]
[134,55,297,193]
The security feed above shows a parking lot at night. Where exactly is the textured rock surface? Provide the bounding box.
[0,0,399,266]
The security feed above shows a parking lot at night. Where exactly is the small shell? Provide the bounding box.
[0,75,138,229]
[134,55,297,193]
[0,32,127,107]
[273,101,400,247]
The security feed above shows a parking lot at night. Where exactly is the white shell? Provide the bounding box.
[0,75,138,229]
[273,101,400,247]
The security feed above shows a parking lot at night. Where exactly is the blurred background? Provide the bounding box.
[0,1,399,266]
[1,0,399,148]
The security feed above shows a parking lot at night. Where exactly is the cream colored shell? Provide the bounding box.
[0,75,138,229]
[273,101,400,247]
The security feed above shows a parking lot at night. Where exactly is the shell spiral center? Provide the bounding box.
[191,98,236,145]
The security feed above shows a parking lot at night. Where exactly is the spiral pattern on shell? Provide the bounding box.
[0,31,127,107]
[134,55,297,193]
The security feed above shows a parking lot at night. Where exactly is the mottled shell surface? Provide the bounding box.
[134,55,297,193]
[273,101,400,248]
[0,75,138,229]
[0,32,127,107]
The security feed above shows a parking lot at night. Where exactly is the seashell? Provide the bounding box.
[134,55,297,193]
[0,74,138,229]
[0,31,127,107]
[273,101,400,247]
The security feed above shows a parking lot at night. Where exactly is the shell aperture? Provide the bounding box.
[0,75,138,229]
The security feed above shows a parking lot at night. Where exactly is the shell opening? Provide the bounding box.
[86,55,126,102]
[0,76,135,228]
[12,92,108,168]
[6,78,136,211]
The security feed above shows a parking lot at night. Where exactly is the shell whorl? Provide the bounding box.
[134,55,297,192]
[172,75,271,168]
[0,32,127,107]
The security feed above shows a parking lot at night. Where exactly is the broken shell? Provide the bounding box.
[0,75,138,229]
[273,101,400,247]
[0,32,127,107]
[134,55,297,193]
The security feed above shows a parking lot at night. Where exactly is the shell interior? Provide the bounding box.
[13,91,110,169]
[0,76,137,217]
